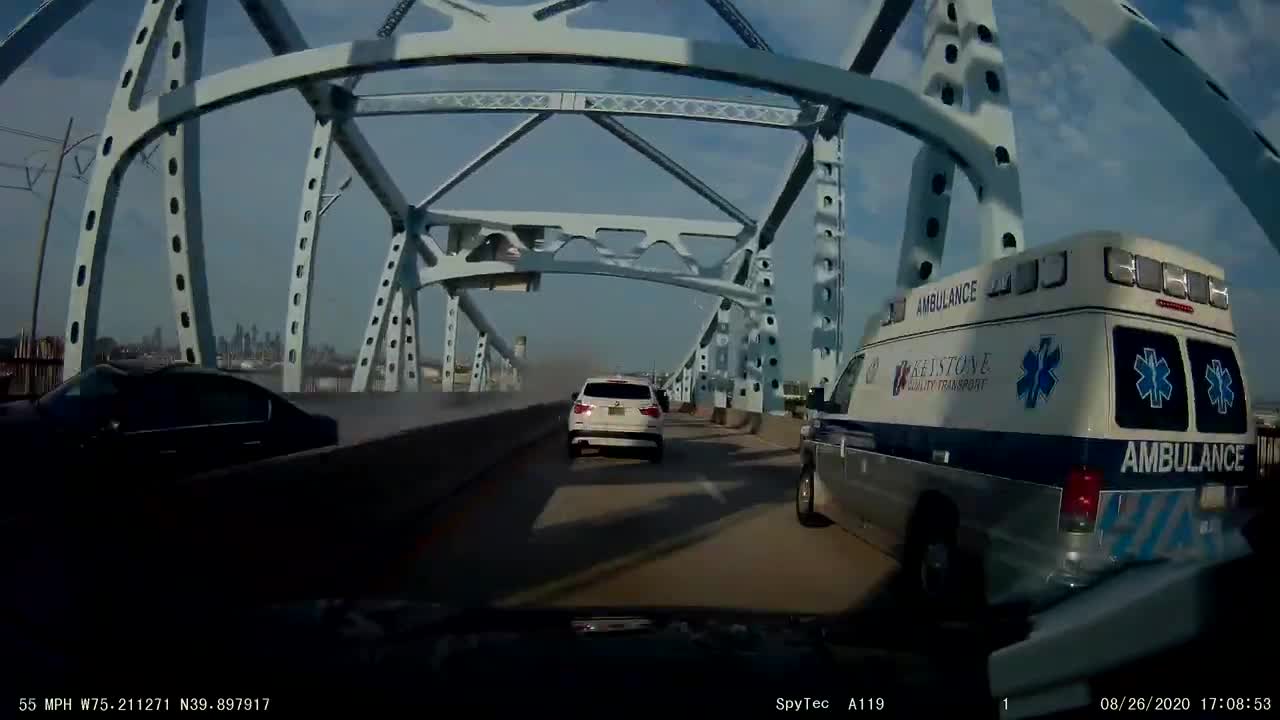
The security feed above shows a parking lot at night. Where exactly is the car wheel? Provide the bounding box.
[648,442,664,464]
[901,496,963,612]
[568,440,580,460]
[795,465,829,527]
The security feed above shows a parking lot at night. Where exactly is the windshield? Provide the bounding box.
[36,365,128,423]
[5,0,1275,715]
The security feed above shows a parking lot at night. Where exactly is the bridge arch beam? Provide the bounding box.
[6,0,1273,387]
[350,90,814,131]
[46,12,1021,379]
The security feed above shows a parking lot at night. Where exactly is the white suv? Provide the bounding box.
[568,376,664,463]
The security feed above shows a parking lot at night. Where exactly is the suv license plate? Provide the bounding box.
[609,407,625,416]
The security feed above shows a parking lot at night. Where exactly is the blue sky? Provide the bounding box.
[2,0,1278,397]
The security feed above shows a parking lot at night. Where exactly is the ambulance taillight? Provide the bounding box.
[1060,466,1102,533]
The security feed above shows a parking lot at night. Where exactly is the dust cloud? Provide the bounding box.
[287,345,618,443]
[514,346,611,403]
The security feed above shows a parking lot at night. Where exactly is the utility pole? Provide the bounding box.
[29,116,73,357]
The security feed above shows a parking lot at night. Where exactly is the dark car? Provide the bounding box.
[0,361,338,482]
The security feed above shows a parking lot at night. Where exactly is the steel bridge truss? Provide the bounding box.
[2,0,1276,405]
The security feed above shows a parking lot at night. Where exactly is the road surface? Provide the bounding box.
[404,414,900,614]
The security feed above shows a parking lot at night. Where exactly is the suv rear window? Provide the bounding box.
[582,382,653,400]
[1186,339,1247,434]
[1113,326,1188,431]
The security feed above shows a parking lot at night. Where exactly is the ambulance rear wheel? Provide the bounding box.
[903,497,961,610]
[796,465,830,528]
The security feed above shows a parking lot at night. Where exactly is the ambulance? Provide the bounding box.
[797,230,1256,609]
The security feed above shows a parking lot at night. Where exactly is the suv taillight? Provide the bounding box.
[1060,466,1102,533]
[639,405,661,418]
[573,403,593,414]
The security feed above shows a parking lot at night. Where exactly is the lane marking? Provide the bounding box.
[697,473,726,504]
[499,501,779,607]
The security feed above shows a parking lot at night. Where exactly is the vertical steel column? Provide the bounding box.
[695,344,710,407]
[897,0,963,290]
[811,129,844,387]
[351,228,413,391]
[283,116,334,389]
[469,333,489,392]
[743,304,763,412]
[745,248,782,414]
[712,303,731,409]
[381,284,406,392]
[441,289,460,392]
[957,0,1024,260]
[513,335,526,391]
[681,364,693,405]
[63,0,179,379]
[735,304,750,404]
[402,285,421,392]
[162,0,215,368]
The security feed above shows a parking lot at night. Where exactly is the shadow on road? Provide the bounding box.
[1,414,906,655]
[396,415,897,615]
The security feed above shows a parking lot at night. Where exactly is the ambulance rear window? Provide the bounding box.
[1113,326,1188,431]
[1186,340,1247,434]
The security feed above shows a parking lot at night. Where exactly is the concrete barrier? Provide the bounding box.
[7,399,568,627]
[289,390,551,445]
[699,406,805,451]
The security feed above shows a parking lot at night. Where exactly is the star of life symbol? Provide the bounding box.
[1016,336,1060,409]
[1135,348,1174,409]
[1204,358,1235,415]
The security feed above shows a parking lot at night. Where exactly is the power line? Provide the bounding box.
[0,122,95,152]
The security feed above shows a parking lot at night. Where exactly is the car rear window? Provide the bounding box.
[582,382,653,400]
[1186,339,1247,434]
[1112,326,1188,431]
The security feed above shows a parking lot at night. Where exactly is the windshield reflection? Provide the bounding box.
[36,365,127,423]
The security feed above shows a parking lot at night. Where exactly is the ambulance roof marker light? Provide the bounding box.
[1135,255,1163,292]
[1014,260,1038,294]
[1186,271,1210,304]
[1040,251,1068,289]
[890,297,906,324]
[1208,277,1230,310]
[1162,262,1188,299]
[1105,246,1227,309]
[1104,247,1136,285]
[988,269,1012,297]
